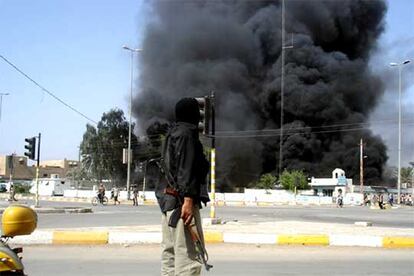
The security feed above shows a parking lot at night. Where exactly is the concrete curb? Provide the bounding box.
[0,207,93,214]
[9,230,414,248]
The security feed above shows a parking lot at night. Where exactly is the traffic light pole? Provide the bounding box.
[210,91,216,220]
[35,133,41,208]
[8,155,14,201]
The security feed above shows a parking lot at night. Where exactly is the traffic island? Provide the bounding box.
[30,206,93,214]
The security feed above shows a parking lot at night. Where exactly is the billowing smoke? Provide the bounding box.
[134,0,388,190]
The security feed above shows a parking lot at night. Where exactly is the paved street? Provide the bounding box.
[22,244,414,276]
[2,199,412,229]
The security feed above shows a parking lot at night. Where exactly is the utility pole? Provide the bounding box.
[7,154,14,201]
[35,133,41,208]
[0,92,10,122]
[142,160,147,201]
[360,138,364,194]
[279,0,293,177]
[210,91,216,220]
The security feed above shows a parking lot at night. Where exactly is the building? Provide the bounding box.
[0,155,34,180]
[309,168,353,197]
[0,155,79,181]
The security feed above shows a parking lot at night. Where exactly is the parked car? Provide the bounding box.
[0,183,7,192]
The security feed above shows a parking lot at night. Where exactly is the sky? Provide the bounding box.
[0,0,413,167]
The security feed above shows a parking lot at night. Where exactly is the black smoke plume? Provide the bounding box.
[134,0,388,190]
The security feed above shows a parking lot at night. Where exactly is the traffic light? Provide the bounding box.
[24,137,36,160]
[195,96,211,135]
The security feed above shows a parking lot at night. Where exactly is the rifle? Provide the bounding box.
[150,158,213,271]
[188,222,213,271]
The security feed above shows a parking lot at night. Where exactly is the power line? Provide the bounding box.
[211,122,414,138]
[80,118,414,146]
[216,118,414,135]
[0,54,98,124]
[207,123,414,139]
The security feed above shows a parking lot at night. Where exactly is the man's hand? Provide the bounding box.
[181,197,194,225]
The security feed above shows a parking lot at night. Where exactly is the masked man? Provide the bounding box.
[156,97,210,276]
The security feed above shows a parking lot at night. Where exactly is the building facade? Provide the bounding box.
[0,155,79,181]
[309,168,353,197]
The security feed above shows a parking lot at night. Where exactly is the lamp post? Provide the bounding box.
[122,45,142,200]
[0,92,10,122]
[390,60,411,204]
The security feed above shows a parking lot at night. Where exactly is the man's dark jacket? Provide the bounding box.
[156,122,210,213]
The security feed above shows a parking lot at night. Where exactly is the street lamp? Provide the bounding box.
[0,92,10,122]
[122,45,142,200]
[390,59,411,204]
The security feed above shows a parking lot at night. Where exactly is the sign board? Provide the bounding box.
[337,175,347,185]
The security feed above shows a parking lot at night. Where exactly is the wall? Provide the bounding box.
[61,188,348,206]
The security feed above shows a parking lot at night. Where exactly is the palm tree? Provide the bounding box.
[400,167,413,187]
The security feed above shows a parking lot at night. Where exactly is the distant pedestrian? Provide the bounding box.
[400,194,405,205]
[9,183,17,201]
[372,194,378,205]
[112,186,120,205]
[388,193,393,206]
[336,189,343,208]
[133,186,139,206]
[364,193,371,206]
[378,193,384,209]
[407,194,413,206]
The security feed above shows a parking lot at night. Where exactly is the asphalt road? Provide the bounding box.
[22,244,414,276]
[1,199,413,229]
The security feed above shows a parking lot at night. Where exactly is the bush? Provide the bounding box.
[280,170,309,193]
[252,173,277,190]
[14,183,31,194]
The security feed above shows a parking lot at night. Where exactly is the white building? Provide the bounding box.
[309,168,353,197]
[29,174,72,196]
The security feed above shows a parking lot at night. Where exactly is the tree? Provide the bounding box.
[80,109,138,187]
[280,170,309,193]
[251,173,277,190]
[400,167,413,186]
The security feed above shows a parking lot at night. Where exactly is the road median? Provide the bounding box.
[9,229,414,249]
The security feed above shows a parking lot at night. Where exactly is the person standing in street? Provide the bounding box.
[133,186,139,206]
[336,189,343,208]
[388,193,393,206]
[112,186,120,205]
[155,97,210,276]
[378,193,384,209]
[9,183,17,201]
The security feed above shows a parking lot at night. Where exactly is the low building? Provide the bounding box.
[0,155,79,181]
[309,168,353,197]
[0,155,34,180]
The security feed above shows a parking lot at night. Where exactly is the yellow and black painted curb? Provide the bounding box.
[10,230,414,248]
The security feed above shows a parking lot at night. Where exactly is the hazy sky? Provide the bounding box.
[0,0,413,167]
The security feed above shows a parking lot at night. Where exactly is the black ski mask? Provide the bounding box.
[175,98,200,126]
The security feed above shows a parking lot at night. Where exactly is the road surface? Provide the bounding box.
[22,244,414,276]
[2,199,411,229]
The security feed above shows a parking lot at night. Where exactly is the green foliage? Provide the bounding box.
[14,183,31,194]
[400,167,413,185]
[280,170,309,192]
[80,109,138,185]
[66,165,89,181]
[251,173,277,190]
